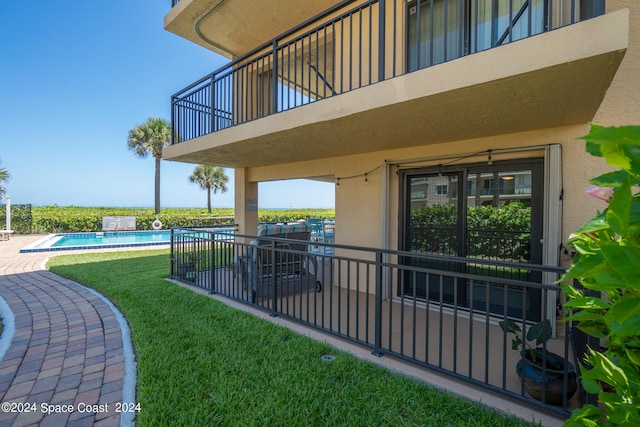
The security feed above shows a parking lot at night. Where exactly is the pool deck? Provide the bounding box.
[0,235,146,426]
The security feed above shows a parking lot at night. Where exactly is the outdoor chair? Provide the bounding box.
[237,222,322,303]
[307,217,335,253]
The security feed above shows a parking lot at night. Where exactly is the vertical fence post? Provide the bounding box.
[170,228,175,277]
[378,0,386,83]
[373,250,384,357]
[170,96,176,145]
[210,231,216,294]
[210,73,216,133]
[271,40,279,116]
[270,241,278,317]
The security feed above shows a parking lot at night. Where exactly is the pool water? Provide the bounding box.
[20,230,171,253]
[20,229,236,253]
[53,231,170,247]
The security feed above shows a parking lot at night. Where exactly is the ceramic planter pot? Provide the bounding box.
[516,349,578,405]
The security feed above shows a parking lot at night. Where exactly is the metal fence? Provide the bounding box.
[171,0,602,144]
[170,226,580,416]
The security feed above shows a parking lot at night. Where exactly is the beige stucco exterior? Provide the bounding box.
[162,0,639,420]
[164,1,636,267]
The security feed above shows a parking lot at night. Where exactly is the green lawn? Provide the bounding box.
[48,250,538,427]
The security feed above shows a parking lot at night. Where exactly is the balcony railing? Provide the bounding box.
[171,0,180,7]
[170,226,590,417]
[171,0,604,144]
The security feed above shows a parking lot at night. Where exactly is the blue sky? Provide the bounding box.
[0,1,334,209]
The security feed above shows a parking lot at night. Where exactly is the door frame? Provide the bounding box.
[398,158,545,320]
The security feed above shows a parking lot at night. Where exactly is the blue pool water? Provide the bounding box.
[21,229,235,253]
[20,230,171,253]
[53,231,170,247]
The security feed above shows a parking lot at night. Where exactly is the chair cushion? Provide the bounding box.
[257,222,311,236]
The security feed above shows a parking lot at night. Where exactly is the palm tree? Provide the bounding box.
[188,165,229,213]
[0,161,10,202]
[127,118,171,215]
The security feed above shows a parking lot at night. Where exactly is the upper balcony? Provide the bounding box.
[163,0,628,168]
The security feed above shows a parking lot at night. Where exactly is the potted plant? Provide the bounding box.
[500,318,577,405]
[176,250,199,281]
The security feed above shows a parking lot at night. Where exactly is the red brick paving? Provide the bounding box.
[0,236,136,426]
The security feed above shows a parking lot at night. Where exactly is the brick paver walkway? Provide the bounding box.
[0,235,136,427]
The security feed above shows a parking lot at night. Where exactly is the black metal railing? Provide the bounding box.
[171,0,603,144]
[170,225,237,282]
[170,226,580,416]
[171,0,180,7]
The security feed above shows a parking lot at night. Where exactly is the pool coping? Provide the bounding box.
[20,231,171,253]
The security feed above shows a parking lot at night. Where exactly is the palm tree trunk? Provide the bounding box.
[155,156,161,215]
[207,187,212,213]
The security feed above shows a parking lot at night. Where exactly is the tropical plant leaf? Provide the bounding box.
[626,348,640,367]
[526,318,552,346]
[564,296,610,311]
[605,298,640,337]
[590,170,635,187]
[560,250,606,282]
[587,350,629,390]
[560,283,583,299]
[579,373,603,395]
[563,310,606,323]
[564,405,603,427]
[573,212,610,234]
[582,125,640,172]
[574,320,609,339]
[607,180,632,235]
[632,196,640,225]
[600,243,640,286]
[498,319,521,334]
[580,124,640,146]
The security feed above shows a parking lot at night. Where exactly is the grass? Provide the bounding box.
[48,250,539,427]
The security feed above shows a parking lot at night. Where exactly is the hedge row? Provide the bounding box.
[29,206,335,234]
[0,204,33,234]
[410,202,532,261]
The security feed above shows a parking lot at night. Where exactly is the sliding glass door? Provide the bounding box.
[401,159,543,320]
[407,0,548,72]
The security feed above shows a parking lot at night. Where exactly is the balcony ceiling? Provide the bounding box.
[163,9,629,169]
[165,0,339,59]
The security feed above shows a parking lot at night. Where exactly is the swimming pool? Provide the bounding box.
[20,229,236,253]
[21,230,172,253]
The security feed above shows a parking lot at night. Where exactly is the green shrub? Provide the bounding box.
[410,202,531,260]
[561,125,640,426]
[0,204,32,234]
[29,206,335,234]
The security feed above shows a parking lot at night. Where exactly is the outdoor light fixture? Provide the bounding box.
[487,150,493,165]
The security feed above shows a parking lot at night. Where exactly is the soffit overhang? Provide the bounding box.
[164,0,340,59]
